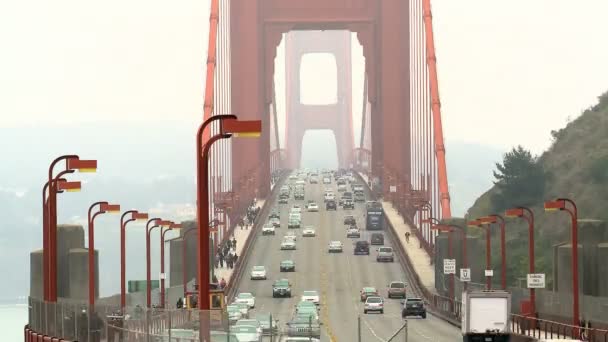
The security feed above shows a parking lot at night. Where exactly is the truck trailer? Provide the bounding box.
[461,290,511,342]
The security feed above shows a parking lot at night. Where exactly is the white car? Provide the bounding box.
[364,296,384,314]
[337,184,347,192]
[235,319,263,337]
[301,290,320,305]
[291,205,302,214]
[324,192,335,202]
[262,224,275,235]
[281,239,297,250]
[302,226,316,237]
[231,325,261,342]
[284,231,297,241]
[250,266,267,280]
[309,177,318,184]
[328,241,343,253]
[269,217,281,228]
[323,177,331,184]
[346,227,361,238]
[235,292,256,309]
[307,202,319,212]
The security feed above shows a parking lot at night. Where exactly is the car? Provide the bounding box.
[326,200,337,211]
[309,177,318,184]
[295,301,319,320]
[269,210,280,220]
[291,205,302,213]
[279,196,289,204]
[231,325,261,342]
[272,279,292,298]
[286,314,322,338]
[227,304,243,323]
[302,226,316,237]
[360,287,378,302]
[346,227,361,238]
[328,241,343,253]
[324,192,335,202]
[255,313,279,335]
[402,297,427,318]
[387,281,407,298]
[300,290,320,305]
[281,239,297,250]
[262,224,276,235]
[282,337,320,342]
[231,302,250,317]
[235,292,256,309]
[270,217,281,228]
[342,199,354,210]
[343,215,356,225]
[280,260,296,272]
[323,177,331,184]
[294,192,305,200]
[376,246,394,262]
[250,266,267,280]
[288,218,301,229]
[307,202,319,212]
[337,184,347,192]
[370,233,384,245]
[235,319,263,334]
[354,192,365,202]
[364,296,384,314]
[354,240,370,255]
[289,174,298,181]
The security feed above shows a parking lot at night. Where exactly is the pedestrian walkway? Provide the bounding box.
[214,198,265,286]
[357,172,437,294]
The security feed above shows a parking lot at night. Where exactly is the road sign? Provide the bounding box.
[485,269,494,277]
[460,268,471,282]
[527,273,546,288]
[389,185,397,193]
[443,259,456,274]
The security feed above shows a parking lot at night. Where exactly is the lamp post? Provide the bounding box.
[160,222,182,308]
[120,210,149,310]
[181,228,198,297]
[545,198,580,330]
[505,206,536,318]
[468,219,492,290]
[422,203,433,246]
[431,225,455,308]
[480,214,507,290]
[196,115,261,311]
[42,169,73,300]
[46,155,97,302]
[87,202,120,309]
[147,219,170,308]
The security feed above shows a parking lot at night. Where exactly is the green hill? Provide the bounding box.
[465,90,608,287]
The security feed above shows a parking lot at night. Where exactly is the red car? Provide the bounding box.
[360,287,378,302]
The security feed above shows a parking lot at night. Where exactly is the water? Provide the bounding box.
[0,304,28,341]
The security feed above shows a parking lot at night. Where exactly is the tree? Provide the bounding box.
[491,146,545,211]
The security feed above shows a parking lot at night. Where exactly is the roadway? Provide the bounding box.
[234,176,460,341]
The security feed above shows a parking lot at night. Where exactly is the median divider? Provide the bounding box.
[223,172,288,301]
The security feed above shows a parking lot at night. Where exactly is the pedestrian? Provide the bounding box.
[405,232,410,243]
[176,297,184,309]
[219,256,224,268]
[212,274,218,283]
[234,253,238,264]
[232,237,237,249]
[215,255,220,268]
[220,277,227,288]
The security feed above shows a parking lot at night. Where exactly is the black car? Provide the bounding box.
[370,233,384,245]
[343,200,355,210]
[269,210,280,220]
[343,215,356,225]
[326,200,337,211]
[402,298,426,318]
[354,240,370,255]
[272,279,292,298]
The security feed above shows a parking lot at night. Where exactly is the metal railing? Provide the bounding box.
[511,314,608,341]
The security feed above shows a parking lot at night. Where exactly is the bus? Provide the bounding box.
[365,201,384,230]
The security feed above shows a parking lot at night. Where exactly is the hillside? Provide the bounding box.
[466,90,608,287]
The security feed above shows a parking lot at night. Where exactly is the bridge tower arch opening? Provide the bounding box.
[300,129,339,170]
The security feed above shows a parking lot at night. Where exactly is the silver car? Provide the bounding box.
[376,246,394,262]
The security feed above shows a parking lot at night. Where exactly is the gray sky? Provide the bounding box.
[1,0,607,155]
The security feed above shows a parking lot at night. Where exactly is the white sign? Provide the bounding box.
[527,273,546,289]
[443,259,456,274]
[159,273,166,280]
[389,185,397,193]
[460,268,471,282]
[485,269,494,277]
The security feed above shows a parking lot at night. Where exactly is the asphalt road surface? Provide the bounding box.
[234,176,460,341]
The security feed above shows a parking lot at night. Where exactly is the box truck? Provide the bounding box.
[461,290,511,342]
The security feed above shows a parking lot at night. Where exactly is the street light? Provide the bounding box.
[160,222,182,308]
[46,155,97,302]
[479,214,507,290]
[544,198,580,330]
[181,228,198,297]
[87,202,120,310]
[42,169,73,300]
[468,219,492,290]
[120,210,149,310]
[431,225,455,308]
[505,206,536,318]
[147,219,170,308]
[196,115,261,313]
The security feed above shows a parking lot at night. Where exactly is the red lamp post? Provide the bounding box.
[545,198,580,331]
[505,206,536,318]
[196,115,261,312]
[87,202,120,309]
[480,214,507,290]
[120,210,149,310]
[147,219,170,308]
[468,219,492,290]
[422,203,433,246]
[46,155,97,302]
[181,228,198,297]
[160,222,182,308]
